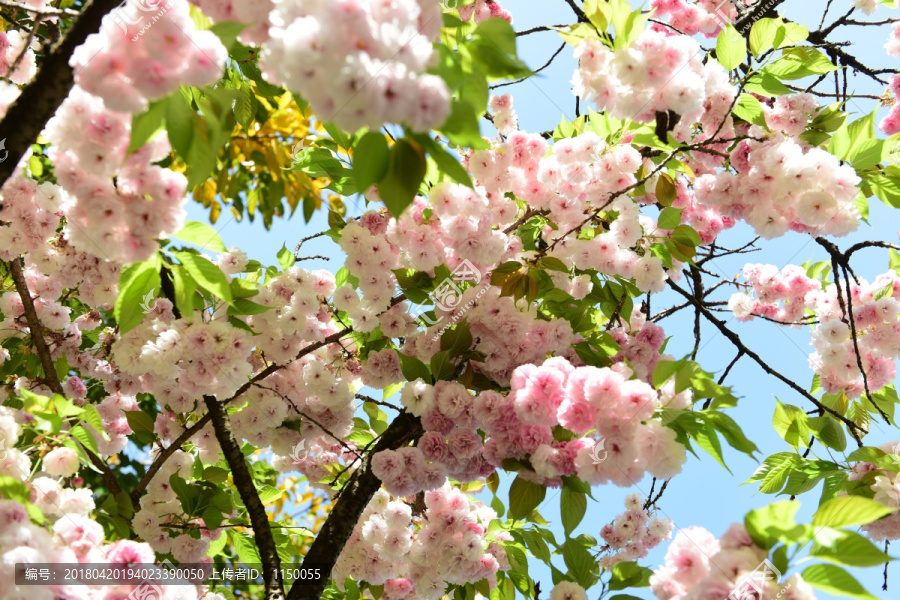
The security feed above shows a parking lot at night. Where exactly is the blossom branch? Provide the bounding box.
[668,279,867,443]
[204,394,285,600]
[286,411,423,600]
[7,258,128,503]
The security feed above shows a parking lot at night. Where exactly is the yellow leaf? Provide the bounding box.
[209,200,221,224]
[193,179,217,207]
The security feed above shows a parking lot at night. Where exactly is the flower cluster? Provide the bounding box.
[458,0,513,24]
[849,441,900,541]
[879,75,900,135]
[464,130,671,292]
[44,86,188,263]
[0,495,209,599]
[0,407,212,599]
[886,21,900,57]
[374,379,494,496]
[648,0,737,38]
[729,264,900,398]
[763,93,820,137]
[71,0,226,114]
[191,0,275,45]
[572,29,735,126]
[695,130,862,238]
[113,312,254,403]
[260,0,450,132]
[650,523,816,600]
[335,486,511,600]
[0,176,65,262]
[608,310,668,383]
[489,94,518,136]
[478,356,685,487]
[132,448,221,562]
[598,493,674,569]
[0,28,37,84]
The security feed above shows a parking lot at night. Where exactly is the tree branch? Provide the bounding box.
[204,394,285,600]
[8,258,129,503]
[735,0,789,35]
[668,280,867,444]
[287,411,424,600]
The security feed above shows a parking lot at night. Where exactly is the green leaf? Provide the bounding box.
[166,87,195,158]
[128,99,167,155]
[440,323,474,357]
[657,207,682,230]
[440,99,487,149]
[732,93,767,127]
[868,174,900,208]
[68,425,98,455]
[353,132,391,192]
[808,415,847,452]
[464,18,531,79]
[209,21,247,50]
[114,256,161,334]
[226,298,271,316]
[397,352,432,383]
[560,487,586,537]
[378,139,427,218]
[80,404,104,437]
[430,350,456,381]
[801,564,880,600]
[421,137,473,188]
[258,485,284,504]
[812,496,896,529]
[124,411,156,435]
[716,25,747,71]
[744,73,792,97]
[277,244,294,271]
[232,531,262,564]
[562,538,596,589]
[203,466,229,483]
[773,399,811,450]
[811,528,893,567]
[608,561,651,590]
[655,174,677,206]
[234,85,256,132]
[746,452,798,494]
[171,221,227,252]
[744,500,804,549]
[171,264,197,320]
[749,18,781,56]
[508,475,546,520]
[175,252,232,304]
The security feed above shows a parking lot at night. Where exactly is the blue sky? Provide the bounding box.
[182,1,900,598]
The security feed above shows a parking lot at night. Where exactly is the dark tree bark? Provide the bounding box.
[204,394,286,600]
[287,411,424,600]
